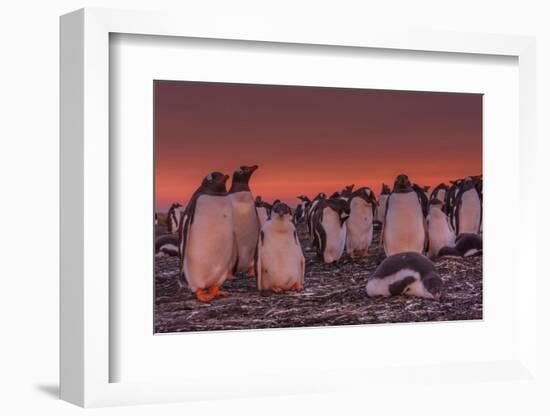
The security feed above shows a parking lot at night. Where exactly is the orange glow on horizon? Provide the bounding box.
[155,81,482,212]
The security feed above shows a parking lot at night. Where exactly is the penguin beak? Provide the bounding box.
[222,174,230,183]
[249,165,259,173]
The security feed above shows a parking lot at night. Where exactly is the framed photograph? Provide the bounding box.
[60,8,538,408]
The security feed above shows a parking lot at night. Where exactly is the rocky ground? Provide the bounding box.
[154,224,482,333]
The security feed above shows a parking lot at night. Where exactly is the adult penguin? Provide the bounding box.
[306,192,327,239]
[178,172,236,302]
[229,165,260,277]
[412,183,429,218]
[312,197,350,263]
[294,195,310,223]
[382,174,427,257]
[346,187,377,259]
[166,202,184,234]
[366,252,442,300]
[256,203,305,293]
[255,195,272,227]
[430,183,449,208]
[451,177,482,235]
[374,183,391,226]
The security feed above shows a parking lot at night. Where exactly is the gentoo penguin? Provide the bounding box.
[312,198,350,263]
[294,195,310,223]
[382,174,427,257]
[412,183,429,218]
[451,178,482,235]
[430,183,449,210]
[306,192,327,239]
[366,252,442,300]
[256,203,305,293]
[166,202,184,234]
[346,187,377,259]
[339,184,355,200]
[155,234,179,257]
[374,183,391,226]
[427,199,455,258]
[255,196,272,227]
[178,172,236,302]
[229,165,260,276]
[439,233,482,257]
[445,179,463,222]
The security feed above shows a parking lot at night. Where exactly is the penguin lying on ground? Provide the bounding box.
[229,165,260,277]
[256,202,305,293]
[178,171,236,302]
[155,234,179,257]
[438,233,482,257]
[366,252,443,300]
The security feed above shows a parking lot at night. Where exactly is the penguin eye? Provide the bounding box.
[237,169,244,175]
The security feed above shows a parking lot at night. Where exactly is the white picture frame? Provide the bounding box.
[60,7,538,408]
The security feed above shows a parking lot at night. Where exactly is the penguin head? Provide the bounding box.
[296,195,310,202]
[232,165,259,184]
[393,174,412,192]
[341,184,355,197]
[202,171,229,193]
[422,272,443,300]
[271,202,291,219]
[381,183,391,194]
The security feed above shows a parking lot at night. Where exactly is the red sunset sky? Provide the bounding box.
[155,81,482,212]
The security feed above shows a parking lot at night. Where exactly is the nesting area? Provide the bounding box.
[154,222,482,333]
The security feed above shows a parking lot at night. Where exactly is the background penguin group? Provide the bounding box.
[156,169,482,303]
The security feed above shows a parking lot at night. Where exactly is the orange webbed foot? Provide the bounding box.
[195,285,228,302]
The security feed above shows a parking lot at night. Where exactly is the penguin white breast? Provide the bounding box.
[258,220,304,289]
[184,195,234,291]
[458,189,481,234]
[384,193,425,255]
[321,207,347,262]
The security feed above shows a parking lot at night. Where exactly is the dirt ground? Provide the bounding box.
[154,223,482,333]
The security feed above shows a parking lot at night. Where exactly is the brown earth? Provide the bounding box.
[154,223,482,333]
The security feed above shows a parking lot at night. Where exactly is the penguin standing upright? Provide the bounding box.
[374,184,391,226]
[312,198,350,263]
[382,174,427,257]
[366,252,442,300]
[178,172,236,302]
[255,196,272,227]
[452,178,482,235]
[427,199,455,258]
[306,192,326,239]
[430,183,449,206]
[166,202,184,234]
[256,203,305,293]
[346,187,377,259]
[229,165,260,277]
[294,195,310,223]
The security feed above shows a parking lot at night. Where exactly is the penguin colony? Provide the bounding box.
[156,166,482,303]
